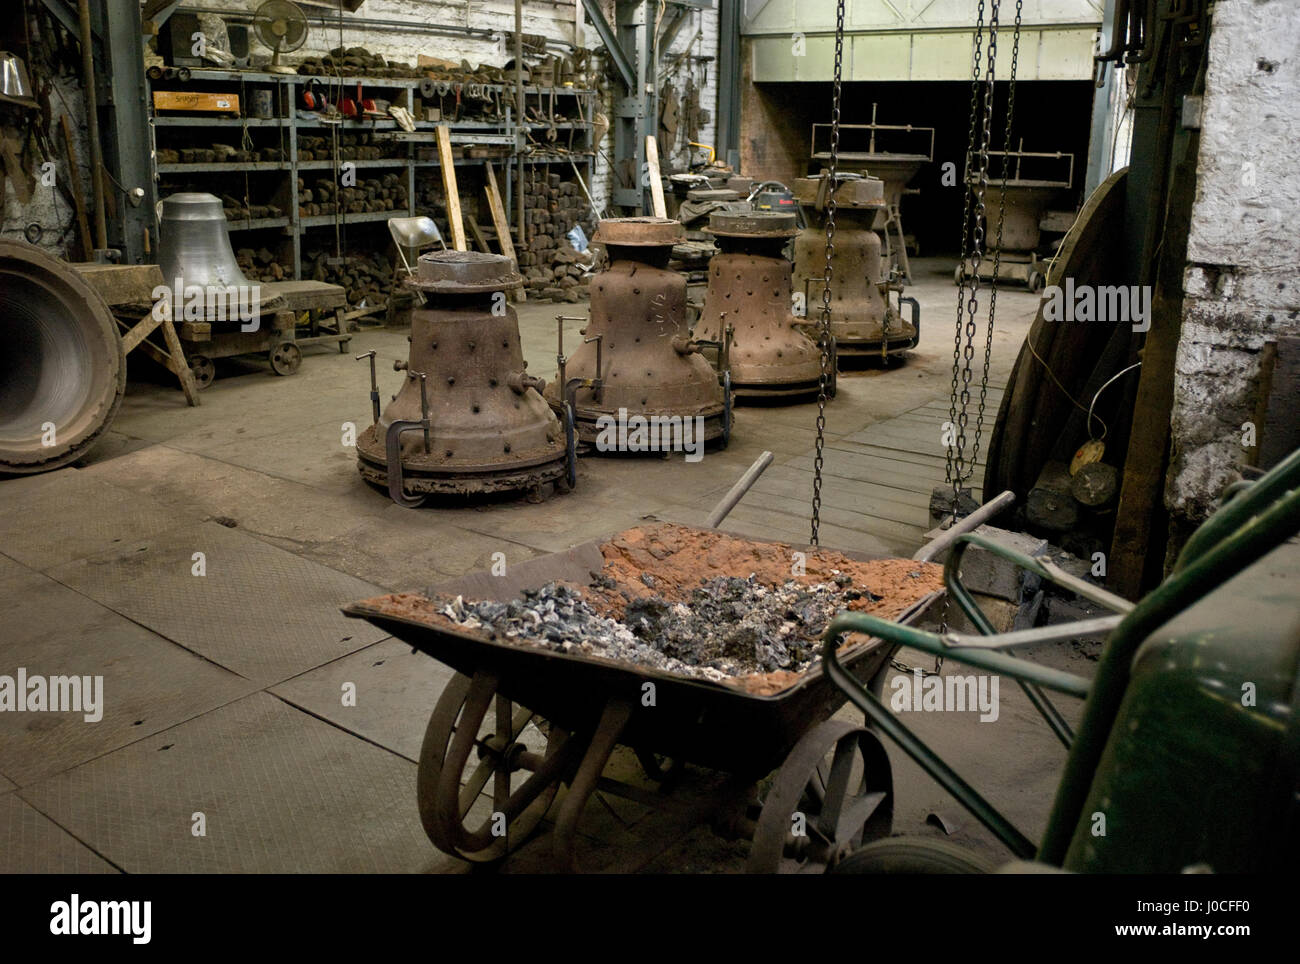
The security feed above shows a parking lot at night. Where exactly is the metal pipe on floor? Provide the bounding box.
[912,490,1016,562]
[707,451,775,528]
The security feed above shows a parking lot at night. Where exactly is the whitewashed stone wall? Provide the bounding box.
[1166,0,1300,531]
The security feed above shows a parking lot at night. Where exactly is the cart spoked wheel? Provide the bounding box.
[746,719,893,874]
[189,354,215,390]
[269,341,302,376]
[417,670,578,863]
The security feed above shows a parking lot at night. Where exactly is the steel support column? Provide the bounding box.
[1084,0,1122,196]
[100,0,154,264]
[715,0,741,171]
[611,1,657,211]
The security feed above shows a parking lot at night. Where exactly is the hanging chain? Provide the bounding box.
[810,0,846,547]
[946,0,1000,514]
[947,0,986,506]
[970,0,1023,473]
[935,0,1004,670]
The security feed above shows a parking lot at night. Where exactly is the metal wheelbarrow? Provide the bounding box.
[344,525,940,873]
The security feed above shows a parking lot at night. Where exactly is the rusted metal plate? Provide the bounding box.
[271,638,458,763]
[0,795,117,873]
[45,521,386,686]
[19,693,437,872]
[0,564,255,786]
[0,471,201,571]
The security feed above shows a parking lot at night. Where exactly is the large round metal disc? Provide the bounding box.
[408,250,521,293]
[706,210,798,239]
[591,216,684,247]
[0,242,125,474]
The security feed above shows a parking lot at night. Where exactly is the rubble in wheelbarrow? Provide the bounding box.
[349,524,944,694]
[438,572,887,682]
[423,524,945,691]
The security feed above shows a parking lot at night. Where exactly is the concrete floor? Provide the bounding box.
[0,257,1095,872]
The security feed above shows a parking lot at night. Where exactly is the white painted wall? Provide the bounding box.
[1166,0,1300,526]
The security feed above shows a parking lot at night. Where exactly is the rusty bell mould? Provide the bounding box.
[543,217,732,450]
[792,174,920,361]
[355,251,574,506]
[695,210,825,401]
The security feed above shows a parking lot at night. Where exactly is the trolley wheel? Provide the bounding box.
[720,371,732,449]
[1027,269,1045,293]
[417,671,569,863]
[269,341,302,376]
[746,719,893,874]
[189,354,216,390]
[830,837,994,874]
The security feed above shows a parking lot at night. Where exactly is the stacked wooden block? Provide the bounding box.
[516,171,596,303]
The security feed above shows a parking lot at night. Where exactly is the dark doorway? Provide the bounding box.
[747,80,1095,256]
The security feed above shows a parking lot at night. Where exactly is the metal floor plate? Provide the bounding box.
[0,794,117,873]
[46,521,388,686]
[270,639,457,763]
[0,568,256,787]
[20,692,436,873]
[0,469,200,571]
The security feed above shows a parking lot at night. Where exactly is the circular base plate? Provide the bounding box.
[731,376,825,401]
[357,454,567,496]
[835,337,915,358]
[560,405,729,448]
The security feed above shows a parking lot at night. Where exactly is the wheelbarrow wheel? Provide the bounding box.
[417,670,571,863]
[830,837,994,874]
[746,719,893,874]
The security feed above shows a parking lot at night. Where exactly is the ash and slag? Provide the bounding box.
[437,573,879,682]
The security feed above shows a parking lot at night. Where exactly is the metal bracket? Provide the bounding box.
[581,0,636,90]
[355,350,380,424]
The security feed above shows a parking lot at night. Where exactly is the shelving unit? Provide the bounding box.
[147,69,596,286]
